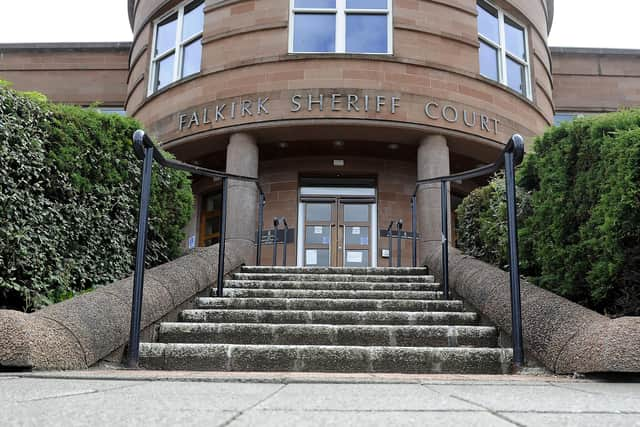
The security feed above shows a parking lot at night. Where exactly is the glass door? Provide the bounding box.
[300,195,376,267]
[340,202,370,267]
[303,202,335,267]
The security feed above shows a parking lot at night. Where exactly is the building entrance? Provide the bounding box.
[297,185,377,267]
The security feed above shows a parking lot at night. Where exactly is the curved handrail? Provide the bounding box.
[413,134,525,195]
[409,133,526,372]
[127,129,266,368]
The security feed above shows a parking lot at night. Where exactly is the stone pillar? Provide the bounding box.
[416,134,451,260]
[225,133,259,259]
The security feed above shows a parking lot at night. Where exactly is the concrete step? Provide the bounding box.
[232,273,435,283]
[223,288,443,300]
[225,280,442,292]
[180,309,479,325]
[196,297,464,312]
[158,323,498,347]
[241,266,429,276]
[139,343,512,374]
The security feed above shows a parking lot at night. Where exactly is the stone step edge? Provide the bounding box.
[139,343,513,374]
[178,310,480,326]
[240,267,429,275]
[158,323,498,346]
[223,289,444,300]
[232,274,435,282]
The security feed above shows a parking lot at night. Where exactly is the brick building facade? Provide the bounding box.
[2,0,639,268]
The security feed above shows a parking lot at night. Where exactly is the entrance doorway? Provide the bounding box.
[297,185,377,267]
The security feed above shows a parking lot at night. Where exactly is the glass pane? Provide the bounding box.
[295,0,335,8]
[293,13,336,52]
[305,226,331,245]
[505,18,526,60]
[182,0,204,40]
[345,250,368,267]
[343,204,369,222]
[205,218,220,235]
[182,37,202,78]
[477,2,499,43]
[506,57,526,95]
[479,41,499,81]
[155,14,177,55]
[306,249,330,266]
[204,193,221,212]
[346,14,388,53]
[345,227,369,245]
[155,54,175,90]
[306,204,332,222]
[347,0,387,9]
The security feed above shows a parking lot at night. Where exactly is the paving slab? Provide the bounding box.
[256,383,480,411]
[1,374,638,427]
[501,413,640,427]
[427,383,640,413]
[229,410,515,427]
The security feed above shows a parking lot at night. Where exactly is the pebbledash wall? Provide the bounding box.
[2,0,640,268]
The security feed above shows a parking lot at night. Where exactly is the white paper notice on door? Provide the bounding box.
[314,226,323,234]
[306,250,318,265]
[352,227,361,235]
[346,251,363,263]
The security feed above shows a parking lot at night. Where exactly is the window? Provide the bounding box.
[554,112,589,126]
[477,1,531,98]
[289,0,392,54]
[149,0,204,94]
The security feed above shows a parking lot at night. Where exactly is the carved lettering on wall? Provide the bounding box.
[177,92,500,135]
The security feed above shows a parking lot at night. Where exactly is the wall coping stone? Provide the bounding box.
[422,241,640,374]
[0,240,252,370]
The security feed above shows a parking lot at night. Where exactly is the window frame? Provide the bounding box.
[477,0,532,99]
[288,0,393,55]
[148,0,204,95]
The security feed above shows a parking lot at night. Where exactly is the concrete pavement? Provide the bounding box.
[1,372,639,426]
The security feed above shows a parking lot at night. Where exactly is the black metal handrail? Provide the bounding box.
[386,221,394,267]
[126,129,266,368]
[411,134,526,371]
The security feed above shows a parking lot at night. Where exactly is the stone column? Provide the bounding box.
[416,134,451,260]
[225,133,259,261]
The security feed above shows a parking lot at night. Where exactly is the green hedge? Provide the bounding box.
[456,110,640,317]
[0,85,193,311]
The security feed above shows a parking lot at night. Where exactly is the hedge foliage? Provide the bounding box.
[456,110,640,317]
[0,85,193,311]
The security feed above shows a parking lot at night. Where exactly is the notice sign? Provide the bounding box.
[352,227,361,235]
[306,250,318,265]
[314,226,323,234]
[347,251,363,263]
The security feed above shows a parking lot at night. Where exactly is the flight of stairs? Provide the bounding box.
[139,266,512,374]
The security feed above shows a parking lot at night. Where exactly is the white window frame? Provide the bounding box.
[288,0,393,55]
[148,0,204,95]
[477,0,532,99]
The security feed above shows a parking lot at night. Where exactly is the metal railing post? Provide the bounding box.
[216,177,228,297]
[441,181,449,300]
[256,192,265,266]
[411,196,417,268]
[282,217,288,266]
[126,139,154,368]
[396,220,403,267]
[386,221,394,267]
[505,136,525,371]
[272,217,280,267]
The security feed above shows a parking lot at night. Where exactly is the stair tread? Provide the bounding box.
[140,343,512,374]
[224,288,443,300]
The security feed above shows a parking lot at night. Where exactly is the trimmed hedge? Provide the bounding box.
[456,110,640,317]
[0,85,193,311]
